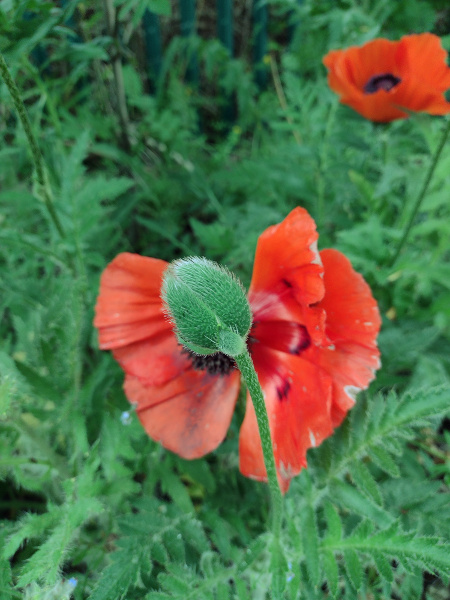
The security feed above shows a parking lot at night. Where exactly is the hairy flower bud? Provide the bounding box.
[161,257,252,357]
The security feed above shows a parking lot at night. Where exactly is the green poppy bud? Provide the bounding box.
[161,257,252,357]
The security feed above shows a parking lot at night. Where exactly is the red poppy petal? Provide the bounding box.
[312,341,381,427]
[309,249,381,426]
[250,320,311,356]
[392,79,450,116]
[249,207,324,307]
[125,368,240,459]
[400,33,450,92]
[349,39,400,89]
[323,39,400,100]
[113,332,188,384]
[249,291,327,348]
[239,349,333,493]
[346,90,410,122]
[94,253,169,349]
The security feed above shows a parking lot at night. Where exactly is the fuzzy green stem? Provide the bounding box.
[0,52,65,238]
[234,349,284,597]
[390,117,450,266]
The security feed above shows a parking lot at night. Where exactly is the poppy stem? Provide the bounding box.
[0,52,65,238]
[390,117,450,266]
[234,349,284,595]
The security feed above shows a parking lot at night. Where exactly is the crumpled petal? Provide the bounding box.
[306,249,381,427]
[240,213,381,493]
[249,207,325,308]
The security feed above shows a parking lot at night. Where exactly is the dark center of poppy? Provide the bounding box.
[363,73,401,94]
[182,348,235,376]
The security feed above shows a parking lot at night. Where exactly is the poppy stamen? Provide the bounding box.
[182,348,235,376]
[363,73,401,94]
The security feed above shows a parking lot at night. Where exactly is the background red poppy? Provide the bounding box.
[323,33,450,122]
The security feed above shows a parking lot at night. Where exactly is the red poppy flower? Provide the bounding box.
[323,33,450,122]
[94,208,381,492]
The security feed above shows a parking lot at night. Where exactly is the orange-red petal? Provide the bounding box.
[305,249,381,427]
[399,33,450,92]
[94,253,170,349]
[126,366,240,459]
[249,207,324,307]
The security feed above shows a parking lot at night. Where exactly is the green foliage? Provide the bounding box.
[1,0,449,598]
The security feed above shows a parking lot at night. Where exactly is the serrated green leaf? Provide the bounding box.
[179,518,209,555]
[372,551,394,583]
[321,549,338,598]
[15,498,103,587]
[323,502,343,543]
[343,549,363,590]
[163,529,185,563]
[351,519,375,540]
[0,556,13,600]
[330,480,392,528]
[366,395,387,433]
[160,469,195,513]
[234,578,250,600]
[300,504,320,586]
[151,541,170,565]
[202,511,233,561]
[370,445,400,477]
[270,536,287,599]
[89,544,150,600]
[351,460,383,506]
[382,437,404,456]
[236,535,268,575]
[158,568,191,595]
[215,581,230,600]
[3,511,57,559]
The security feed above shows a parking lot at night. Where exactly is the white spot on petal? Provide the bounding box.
[309,429,316,447]
[279,460,294,480]
[309,241,322,266]
[344,385,361,402]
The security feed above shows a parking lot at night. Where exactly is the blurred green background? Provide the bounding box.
[1,1,449,599]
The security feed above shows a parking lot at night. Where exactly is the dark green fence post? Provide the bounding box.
[217,0,233,55]
[143,9,163,91]
[179,0,198,86]
[217,0,235,124]
[252,0,268,90]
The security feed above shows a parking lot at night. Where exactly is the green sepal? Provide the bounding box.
[162,257,252,358]
[177,337,219,356]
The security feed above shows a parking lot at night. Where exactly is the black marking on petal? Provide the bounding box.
[182,348,235,376]
[282,278,293,288]
[364,73,401,94]
[289,325,311,355]
[276,379,291,401]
